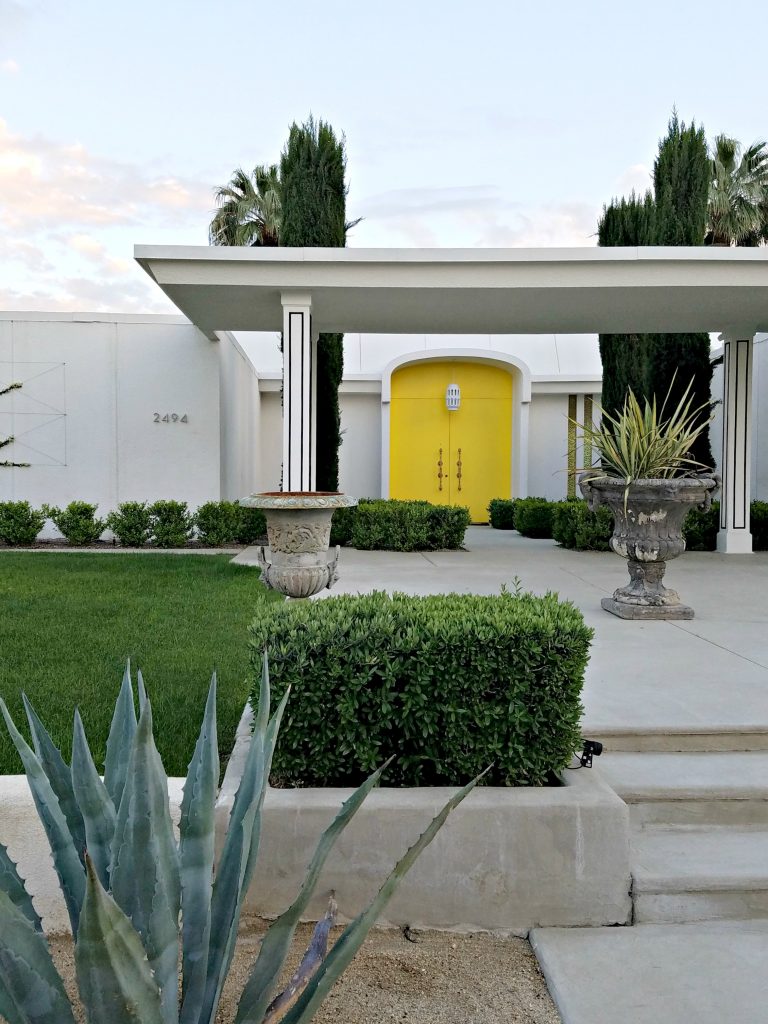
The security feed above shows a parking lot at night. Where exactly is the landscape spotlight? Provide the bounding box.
[579,739,603,768]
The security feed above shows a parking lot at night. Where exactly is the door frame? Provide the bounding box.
[380,349,532,501]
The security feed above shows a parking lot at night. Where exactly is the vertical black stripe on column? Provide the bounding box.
[721,343,730,530]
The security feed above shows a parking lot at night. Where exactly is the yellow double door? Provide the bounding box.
[390,361,512,523]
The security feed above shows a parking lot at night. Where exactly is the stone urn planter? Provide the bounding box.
[580,475,718,619]
[241,491,357,599]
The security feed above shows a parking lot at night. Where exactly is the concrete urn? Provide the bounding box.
[579,475,718,619]
[242,492,358,599]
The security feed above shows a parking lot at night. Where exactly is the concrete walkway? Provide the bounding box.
[531,923,768,1024]
[238,527,768,738]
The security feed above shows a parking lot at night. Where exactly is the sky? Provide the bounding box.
[1,0,767,315]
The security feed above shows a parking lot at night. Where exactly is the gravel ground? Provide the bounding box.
[49,922,560,1023]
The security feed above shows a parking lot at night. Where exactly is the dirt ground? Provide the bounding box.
[49,921,561,1024]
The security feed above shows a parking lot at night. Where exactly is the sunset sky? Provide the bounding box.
[2,0,766,314]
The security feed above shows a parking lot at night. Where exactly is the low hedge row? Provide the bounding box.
[331,499,469,551]
[487,497,557,538]
[488,496,768,552]
[0,499,266,548]
[250,589,591,787]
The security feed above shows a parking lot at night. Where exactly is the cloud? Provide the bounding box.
[614,163,652,198]
[1,58,19,73]
[0,118,213,232]
[68,234,132,275]
[353,185,599,248]
[7,238,53,272]
[0,275,176,314]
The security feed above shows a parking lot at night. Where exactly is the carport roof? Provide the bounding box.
[134,245,768,339]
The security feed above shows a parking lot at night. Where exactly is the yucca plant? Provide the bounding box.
[0,656,482,1024]
[574,378,713,491]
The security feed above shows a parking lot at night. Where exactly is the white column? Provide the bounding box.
[717,331,754,553]
[281,292,315,492]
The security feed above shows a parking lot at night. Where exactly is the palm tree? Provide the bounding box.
[209,164,282,246]
[707,135,768,246]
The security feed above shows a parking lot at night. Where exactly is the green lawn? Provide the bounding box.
[0,553,282,776]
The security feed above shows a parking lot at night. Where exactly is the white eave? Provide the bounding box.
[135,245,768,339]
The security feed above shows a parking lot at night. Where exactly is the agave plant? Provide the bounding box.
[0,656,481,1024]
[574,378,713,490]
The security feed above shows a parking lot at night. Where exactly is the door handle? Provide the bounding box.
[437,448,444,491]
[456,448,462,492]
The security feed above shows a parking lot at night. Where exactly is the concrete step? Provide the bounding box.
[597,752,768,826]
[632,826,768,923]
[592,726,768,753]
[531,921,768,1024]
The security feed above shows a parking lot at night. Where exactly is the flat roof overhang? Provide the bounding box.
[134,246,768,338]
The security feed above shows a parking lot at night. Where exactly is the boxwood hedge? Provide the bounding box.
[331,499,469,551]
[249,590,591,788]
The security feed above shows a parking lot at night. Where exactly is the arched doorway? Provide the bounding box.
[389,360,513,522]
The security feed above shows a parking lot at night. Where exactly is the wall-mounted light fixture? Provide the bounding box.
[445,383,461,411]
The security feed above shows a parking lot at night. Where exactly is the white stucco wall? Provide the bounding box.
[527,394,571,499]
[338,389,382,499]
[0,314,220,520]
[218,332,260,501]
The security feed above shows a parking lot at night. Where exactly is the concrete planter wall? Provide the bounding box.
[242,491,357,599]
[0,769,631,936]
[216,771,632,935]
[581,474,718,619]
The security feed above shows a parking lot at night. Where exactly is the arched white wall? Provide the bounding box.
[379,349,532,500]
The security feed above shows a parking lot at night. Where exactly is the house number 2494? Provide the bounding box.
[154,413,188,423]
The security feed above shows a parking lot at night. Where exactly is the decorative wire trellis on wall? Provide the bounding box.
[0,381,31,468]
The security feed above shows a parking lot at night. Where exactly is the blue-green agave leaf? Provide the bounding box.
[280,771,486,1024]
[137,668,148,714]
[75,855,164,1024]
[260,897,337,1023]
[110,699,180,1024]
[103,662,137,812]
[22,694,86,865]
[235,759,393,1024]
[198,656,287,1024]
[71,709,117,890]
[0,843,42,934]
[179,673,218,1024]
[0,699,85,935]
[0,890,75,1024]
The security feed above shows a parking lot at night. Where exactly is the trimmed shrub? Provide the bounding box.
[349,499,469,551]
[752,501,768,551]
[683,501,719,551]
[44,501,105,545]
[234,504,267,545]
[330,502,362,547]
[488,498,518,530]
[148,500,194,548]
[195,500,241,546]
[106,501,152,547]
[427,503,471,549]
[0,501,46,546]
[552,501,613,551]
[514,497,555,538]
[249,590,591,788]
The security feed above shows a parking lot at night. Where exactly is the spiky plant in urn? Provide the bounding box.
[576,380,718,619]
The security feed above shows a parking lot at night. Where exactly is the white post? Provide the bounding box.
[281,292,315,492]
[717,331,754,553]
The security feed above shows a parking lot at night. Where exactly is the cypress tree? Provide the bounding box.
[597,191,655,417]
[279,117,355,490]
[648,113,714,467]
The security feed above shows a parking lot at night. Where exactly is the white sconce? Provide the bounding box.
[445,383,461,411]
